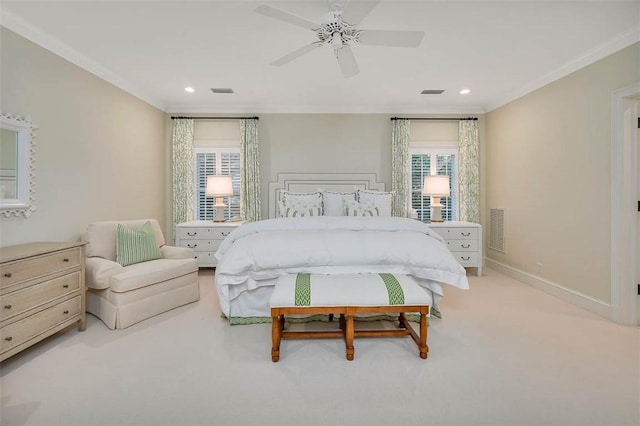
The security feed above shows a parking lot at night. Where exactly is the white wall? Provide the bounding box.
[0,28,167,246]
[485,42,639,304]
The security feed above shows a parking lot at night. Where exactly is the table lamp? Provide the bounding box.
[206,175,233,222]
[422,175,450,222]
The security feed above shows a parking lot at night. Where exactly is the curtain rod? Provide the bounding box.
[170,116,259,120]
[390,117,477,121]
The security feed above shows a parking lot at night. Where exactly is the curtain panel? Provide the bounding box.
[391,119,411,217]
[239,118,261,222]
[458,120,480,223]
[171,119,195,240]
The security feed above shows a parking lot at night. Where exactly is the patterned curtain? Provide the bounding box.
[171,119,194,241]
[391,119,411,217]
[458,120,479,223]
[239,118,262,222]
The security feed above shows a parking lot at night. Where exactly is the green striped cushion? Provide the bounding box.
[115,221,162,267]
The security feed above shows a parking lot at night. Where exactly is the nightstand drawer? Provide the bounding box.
[194,252,217,267]
[451,252,479,266]
[444,240,478,252]
[433,227,478,240]
[177,227,233,240]
[177,239,222,252]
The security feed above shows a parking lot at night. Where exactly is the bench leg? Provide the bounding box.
[345,314,355,361]
[419,311,429,359]
[271,315,282,362]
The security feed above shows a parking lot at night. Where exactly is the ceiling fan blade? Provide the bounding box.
[340,0,380,25]
[358,29,425,48]
[271,43,323,66]
[255,4,318,30]
[336,45,359,78]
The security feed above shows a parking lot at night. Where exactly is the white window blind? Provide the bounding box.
[410,148,458,222]
[194,147,241,221]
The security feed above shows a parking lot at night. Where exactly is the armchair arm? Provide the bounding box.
[160,245,196,260]
[85,257,125,290]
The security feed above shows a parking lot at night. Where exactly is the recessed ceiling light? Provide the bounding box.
[459,89,471,95]
[185,87,195,93]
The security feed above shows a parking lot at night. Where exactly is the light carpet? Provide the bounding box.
[1,268,638,426]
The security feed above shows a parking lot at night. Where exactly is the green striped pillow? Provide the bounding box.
[115,221,162,267]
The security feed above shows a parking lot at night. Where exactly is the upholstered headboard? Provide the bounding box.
[267,172,385,218]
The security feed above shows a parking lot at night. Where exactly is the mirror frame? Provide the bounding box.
[0,113,36,218]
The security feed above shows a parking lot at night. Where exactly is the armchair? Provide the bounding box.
[85,219,199,329]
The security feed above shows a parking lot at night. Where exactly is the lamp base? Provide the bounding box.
[213,199,227,223]
[430,197,444,222]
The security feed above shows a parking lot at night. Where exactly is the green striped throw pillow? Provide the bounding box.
[115,221,162,267]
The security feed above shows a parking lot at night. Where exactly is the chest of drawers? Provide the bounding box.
[175,221,244,267]
[428,221,482,276]
[0,241,86,362]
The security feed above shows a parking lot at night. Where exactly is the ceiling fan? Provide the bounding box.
[255,0,425,78]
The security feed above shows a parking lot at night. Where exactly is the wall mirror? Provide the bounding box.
[0,113,36,217]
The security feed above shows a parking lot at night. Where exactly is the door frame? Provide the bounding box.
[611,82,640,325]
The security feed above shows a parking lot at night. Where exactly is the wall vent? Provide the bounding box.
[489,208,505,253]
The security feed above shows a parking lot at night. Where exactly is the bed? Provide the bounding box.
[213,173,469,324]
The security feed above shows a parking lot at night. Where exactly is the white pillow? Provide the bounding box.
[344,199,379,216]
[279,191,323,217]
[283,197,323,217]
[357,189,393,217]
[322,191,356,216]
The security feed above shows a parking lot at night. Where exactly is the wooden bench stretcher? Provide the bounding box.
[269,273,430,362]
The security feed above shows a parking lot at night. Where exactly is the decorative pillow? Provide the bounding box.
[281,191,322,205]
[357,189,393,217]
[321,191,356,216]
[277,200,287,218]
[283,197,323,217]
[115,221,162,267]
[344,198,379,216]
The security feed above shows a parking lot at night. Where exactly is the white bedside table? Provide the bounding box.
[427,221,482,276]
[175,221,244,267]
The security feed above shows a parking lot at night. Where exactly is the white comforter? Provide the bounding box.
[214,216,469,318]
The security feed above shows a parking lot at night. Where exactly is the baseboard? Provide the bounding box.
[485,258,612,320]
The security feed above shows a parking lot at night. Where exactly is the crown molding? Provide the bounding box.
[485,25,640,112]
[0,11,166,111]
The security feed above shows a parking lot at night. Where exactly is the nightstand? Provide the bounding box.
[428,221,482,276]
[175,221,244,267]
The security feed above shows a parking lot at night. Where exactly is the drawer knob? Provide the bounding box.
[63,258,70,262]
[4,272,12,278]
[63,310,69,315]
[187,243,197,248]
[4,336,12,342]
[187,232,197,236]
[4,304,12,310]
[461,232,471,237]
[63,284,69,289]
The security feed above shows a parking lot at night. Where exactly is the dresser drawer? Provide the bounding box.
[177,227,233,240]
[451,252,479,266]
[444,239,478,252]
[433,227,478,240]
[177,239,222,252]
[0,272,81,321]
[0,296,81,354]
[0,248,82,289]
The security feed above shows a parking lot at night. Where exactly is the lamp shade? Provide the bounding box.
[422,175,450,197]
[206,175,233,197]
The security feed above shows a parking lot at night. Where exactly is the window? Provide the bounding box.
[194,147,241,221]
[410,148,458,222]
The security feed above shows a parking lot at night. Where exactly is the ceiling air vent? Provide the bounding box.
[211,88,234,94]
[489,208,505,253]
[421,90,444,95]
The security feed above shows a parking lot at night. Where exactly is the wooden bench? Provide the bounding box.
[269,273,430,362]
